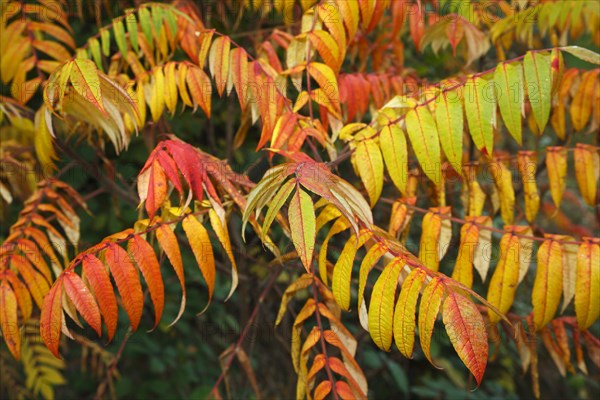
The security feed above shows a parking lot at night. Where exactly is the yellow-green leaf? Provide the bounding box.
[405,106,442,185]
[435,89,464,172]
[524,51,552,132]
[379,124,408,195]
[465,76,495,156]
[70,58,105,114]
[289,187,316,273]
[494,62,524,144]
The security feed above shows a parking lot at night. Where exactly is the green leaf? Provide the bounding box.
[100,28,110,56]
[113,19,128,56]
[405,106,442,185]
[288,187,316,272]
[261,179,295,240]
[139,7,154,49]
[125,11,139,52]
[465,76,495,157]
[151,5,165,38]
[524,51,552,132]
[88,38,103,70]
[435,89,464,172]
[494,62,524,145]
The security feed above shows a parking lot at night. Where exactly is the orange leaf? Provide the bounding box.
[186,65,212,116]
[209,36,230,96]
[63,271,102,336]
[442,291,488,385]
[82,254,118,340]
[128,235,165,328]
[0,282,21,359]
[231,48,249,110]
[12,254,49,308]
[40,278,63,358]
[138,159,167,219]
[105,244,144,331]
[156,224,186,326]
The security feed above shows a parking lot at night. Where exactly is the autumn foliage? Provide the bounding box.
[0,0,599,399]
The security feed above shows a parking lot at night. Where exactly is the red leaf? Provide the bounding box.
[442,291,488,385]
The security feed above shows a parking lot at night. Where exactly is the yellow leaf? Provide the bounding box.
[394,268,426,358]
[490,159,514,225]
[307,62,341,119]
[405,105,442,185]
[182,215,215,306]
[452,221,480,288]
[368,258,404,351]
[570,70,599,131]
[487,233,520,324]
[275,274,313,326]
[357,242,387,314]
[288,186,316,273]
[574,144,599,206]
[532,238,563,330]
[208,209,238,301]
[518,151,540,223]
[164,62,178,115]
[575,238,600,330]
[354,138,383,207]
[418,207,451,272]
[150,67,165,122]
[418,277,444,366]
[332,231,370,311]
[546,147,568,208]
